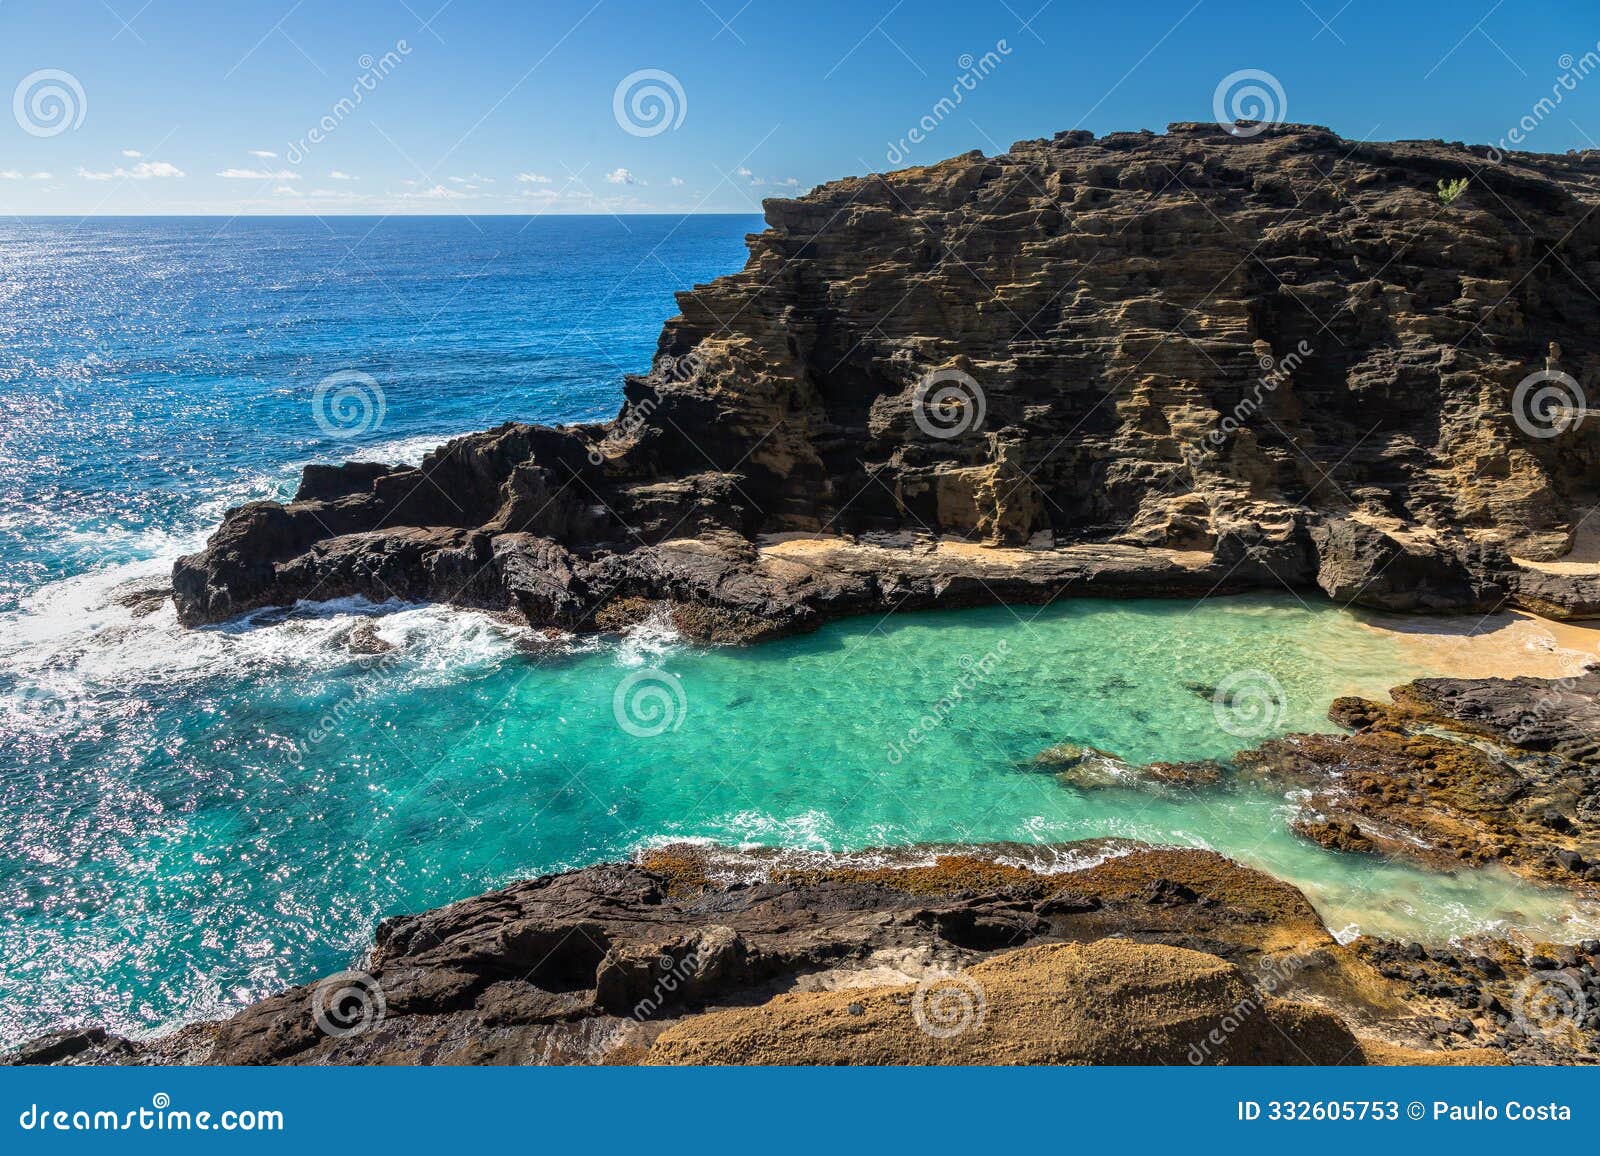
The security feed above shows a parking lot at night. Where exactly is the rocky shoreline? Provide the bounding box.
[172,123,1600,642]
[44,123,1600,1065]
[12,837,1596,1067]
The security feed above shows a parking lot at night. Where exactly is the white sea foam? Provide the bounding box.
[0,433,501,715]
[613,606,687,667]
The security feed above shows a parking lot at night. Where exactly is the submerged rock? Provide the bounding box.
[1031,741,1137,789]
[346,621,395,655]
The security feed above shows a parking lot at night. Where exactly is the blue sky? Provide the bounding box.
[2,0,1598,214]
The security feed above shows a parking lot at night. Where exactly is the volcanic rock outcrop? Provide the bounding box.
[173,123,1600,637]
[1224,670,1600,891]
[15,842,1595,1066]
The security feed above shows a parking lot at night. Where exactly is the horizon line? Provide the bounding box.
[0,210,771,219]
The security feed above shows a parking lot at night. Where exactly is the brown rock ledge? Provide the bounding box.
[1217,671,1600,892]
[9,842,1593,1067]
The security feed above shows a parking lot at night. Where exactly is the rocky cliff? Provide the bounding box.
[173,123,1600,637]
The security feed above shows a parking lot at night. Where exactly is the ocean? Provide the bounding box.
[0,215,1594,1050]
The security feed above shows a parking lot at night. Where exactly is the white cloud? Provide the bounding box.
[79,161,185,181]
[777,177,800,187]
[605,167,641,185]
[249,149,278,159]
[328,170,357,180]
[399,184,466,200]
[669,176,684,186]
[274,185,301,196]
[121,148,142,158]
[517,172,552,184]
[30,172,51,180]
[217,167,301,180]
[0,170,19,180]
[735,166,753,178]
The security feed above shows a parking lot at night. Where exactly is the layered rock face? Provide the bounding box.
[174,123,1600,635]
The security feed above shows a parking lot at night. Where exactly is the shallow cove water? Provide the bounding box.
[2,216,1598,1050]
[3,589,1599,1048]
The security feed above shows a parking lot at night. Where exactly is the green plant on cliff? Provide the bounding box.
[1437,177,1469,204]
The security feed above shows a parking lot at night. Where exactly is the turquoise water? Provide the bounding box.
[2,217,1596,1050]
[4,587,1597,1048]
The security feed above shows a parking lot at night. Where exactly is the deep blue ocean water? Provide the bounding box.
[1,216,1596,1050]
[0,215,760,607]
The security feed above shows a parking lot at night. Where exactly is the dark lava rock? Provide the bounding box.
[171,126,1600,635]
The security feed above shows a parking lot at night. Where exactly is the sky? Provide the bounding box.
[2,0,1599,214]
